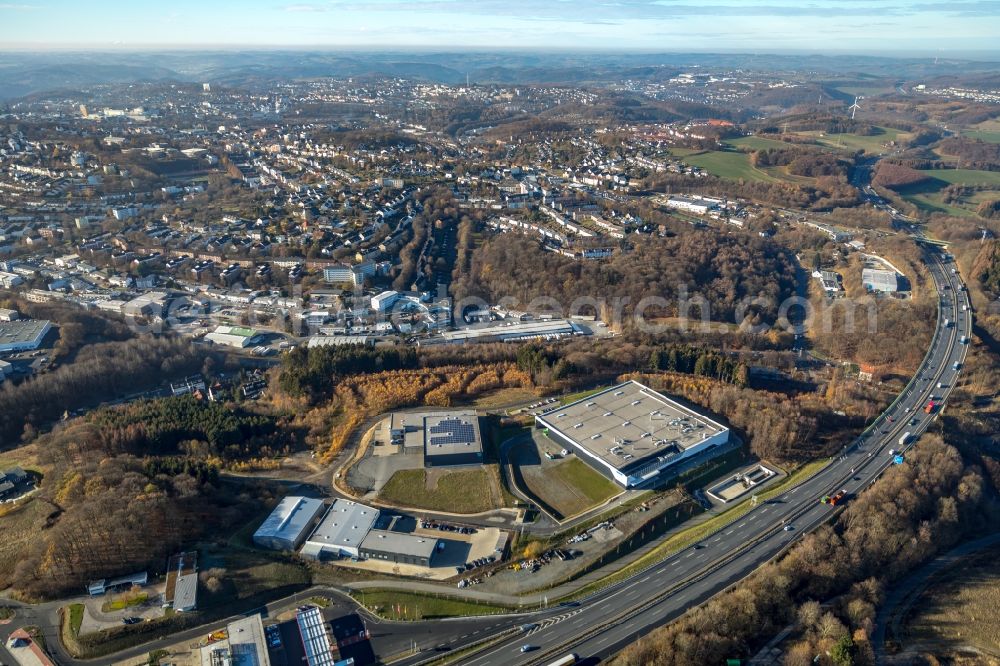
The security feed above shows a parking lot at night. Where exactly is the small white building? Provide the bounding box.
[205,325,260,348]
[253,496,326,551]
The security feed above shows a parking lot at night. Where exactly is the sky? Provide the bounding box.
[1,0,999,54]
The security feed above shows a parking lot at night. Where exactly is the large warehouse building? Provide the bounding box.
[252,496,326,551]
[300,499,380,560]
[535,380,729,488]
[0,319,51,353]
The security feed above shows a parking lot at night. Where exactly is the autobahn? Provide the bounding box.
[437,246,971,665]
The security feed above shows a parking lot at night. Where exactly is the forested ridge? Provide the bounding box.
[0,336,210,449]
[451,234,799,325]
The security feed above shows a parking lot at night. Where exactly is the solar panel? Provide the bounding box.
[428,419,475,446]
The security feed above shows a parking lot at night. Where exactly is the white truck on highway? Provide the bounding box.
[899,432,912,447]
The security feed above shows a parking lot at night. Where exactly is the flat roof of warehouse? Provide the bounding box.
[536,380,728,472]
[0,319,50,344]
[307,499,379,551]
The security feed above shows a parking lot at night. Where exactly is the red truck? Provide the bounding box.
[821,489,848,506]
[924,400,936,414]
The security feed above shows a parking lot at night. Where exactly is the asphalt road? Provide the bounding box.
[437,248,970,665]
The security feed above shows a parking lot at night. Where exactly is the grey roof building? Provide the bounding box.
[301,500,379,559]
[862,268,899,293]
[253,496,326,551]
[360,530,440,567]
[423,411,483,468]
[0,319,51,353]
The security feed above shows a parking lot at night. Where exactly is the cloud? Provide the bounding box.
[0,3,39,9]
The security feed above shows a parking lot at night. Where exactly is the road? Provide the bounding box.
[433,245,970,663]
[5,180,970,666]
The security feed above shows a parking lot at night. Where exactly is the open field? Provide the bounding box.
[0,498,53,588]
[377,466,506,513]
[894,169,1000,216]
[918,168,1000,186]
[804,126,910,153]
[351,590,514,620]
[963,120,1000,144]
[903,547,1000,660]
[683,150,779,182]
[723,135,795,151]
[518,454,621,520]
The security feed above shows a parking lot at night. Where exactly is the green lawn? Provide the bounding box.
[724,135,794,151]
[550,458,620,506]
[895,169,1000,217]
[378,467,500,513]
[67,604,84,638]
[684,150,779,182]
[352,590,513,620]
[962,129,1000,144]
[810,126,909,154]
[918,168,1000,186]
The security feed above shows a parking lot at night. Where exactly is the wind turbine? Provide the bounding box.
[849,96,862,120]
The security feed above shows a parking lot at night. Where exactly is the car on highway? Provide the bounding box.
[521,644,538,653]
[783,525,794,531]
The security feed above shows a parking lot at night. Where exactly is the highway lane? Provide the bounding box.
[449,248,970,666]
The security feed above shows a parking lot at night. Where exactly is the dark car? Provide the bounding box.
[122,617,143,625]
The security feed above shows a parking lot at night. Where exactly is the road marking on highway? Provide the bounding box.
[737,522,746,528]
[640,576,651,582]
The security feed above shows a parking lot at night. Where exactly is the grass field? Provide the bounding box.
[904,547,1000,658]
[0,499,53,589]
[963,130,1000,144]
[351,590,513,620]
[918,168,1000,186]
[962,121,1000,144]
[378,467,503,513]
[520,455,620,520]
[723,135,795,151]
[895,168,1000,217]
[683,150,779,182]
[807,126,909,154]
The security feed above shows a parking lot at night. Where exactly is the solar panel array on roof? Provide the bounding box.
[428,418,476,447]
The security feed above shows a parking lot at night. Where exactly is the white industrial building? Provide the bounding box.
[862,268,899,293]
[535,380,729,487]
[0,319,51,353]
[663,195,720,215]
[371,290,400,312]
[300,499,379,560]
[437,319,583,345]
[205,325,260,348]
[253,496,326,551]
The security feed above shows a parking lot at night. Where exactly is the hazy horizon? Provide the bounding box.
[2,0,999,55]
